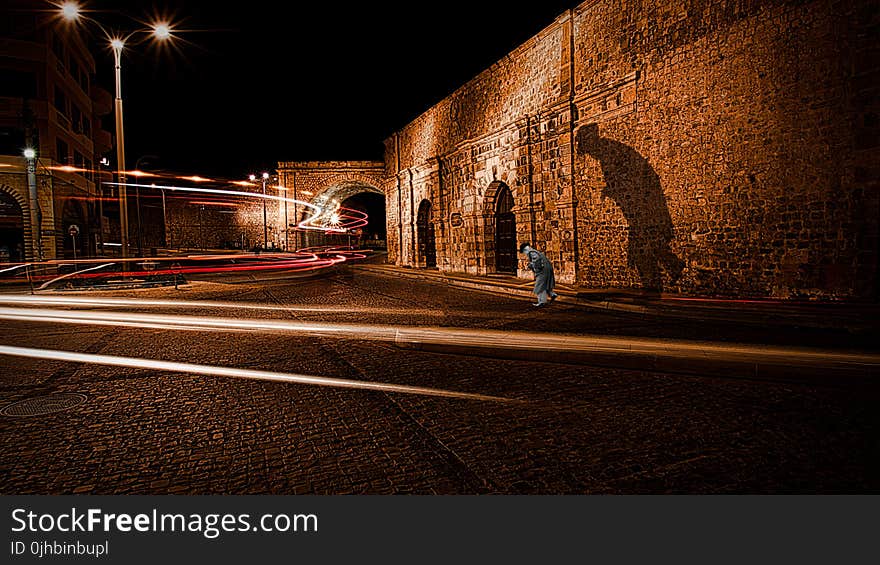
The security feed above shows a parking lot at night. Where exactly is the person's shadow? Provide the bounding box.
[577,124,684,293]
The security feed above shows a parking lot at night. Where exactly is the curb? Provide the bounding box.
[354,265,877,333]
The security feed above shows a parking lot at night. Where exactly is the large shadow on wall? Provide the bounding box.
[576,124,684,292]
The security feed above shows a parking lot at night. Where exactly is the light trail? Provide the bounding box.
[108,181,369,233]
[0,264,31,275]
[107,181,325,229]
[0,295,445,315]
[38,263,115,290]
[0,345,510,403]
[0,250,369,286]
[0,307,877,369]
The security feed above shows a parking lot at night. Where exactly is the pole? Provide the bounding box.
[98,169,105,255]
[25,155,41,262]
[23,105,42,262]
[72,234,77,261]
[283,188,289,251]
[262,177,268,250]
[135,184,142,256]
[113,45,129,261]
[160,187,167,247]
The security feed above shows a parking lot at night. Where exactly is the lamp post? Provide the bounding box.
[133,155,158,256]
[58,2,175,260]
[155,183,168,248]
[23,147,42,262]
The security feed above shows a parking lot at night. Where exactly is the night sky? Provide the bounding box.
[76,1,577,179]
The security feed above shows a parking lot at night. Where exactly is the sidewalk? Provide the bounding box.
[353,263,880,383]
[354,263,879,341]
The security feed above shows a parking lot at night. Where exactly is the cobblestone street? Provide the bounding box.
[1,267,878,494]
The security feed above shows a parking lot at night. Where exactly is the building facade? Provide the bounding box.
[382,0,879,299]
[0,5,113,263]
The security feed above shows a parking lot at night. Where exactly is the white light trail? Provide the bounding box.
[106,181,324,228]
[0,295,462,317]
[1,307,877,367]
[0,345,510,402]
[37,263,115,290]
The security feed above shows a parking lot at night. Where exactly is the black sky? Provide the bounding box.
[82,1,577,179]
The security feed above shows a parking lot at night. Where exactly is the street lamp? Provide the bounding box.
[23,147,42,261]
[58,1,175,259]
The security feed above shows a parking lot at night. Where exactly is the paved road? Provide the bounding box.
[0,267,877,493]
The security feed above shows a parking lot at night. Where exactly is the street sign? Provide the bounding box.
[68,224,80,236]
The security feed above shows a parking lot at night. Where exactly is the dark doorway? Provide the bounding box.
[495,185,516,274]
[416,199,436,268]
[340,192,386,249]
[0,192,24,262]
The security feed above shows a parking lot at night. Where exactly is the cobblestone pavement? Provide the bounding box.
[0,267,877,493]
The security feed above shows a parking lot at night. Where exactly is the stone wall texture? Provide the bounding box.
[384,0,879,299]
[165,186,283,252]
[0,162,58,262]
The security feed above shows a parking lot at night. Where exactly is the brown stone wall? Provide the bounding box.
[385,0,879,299]
[572,0,879,298]
[165,192,281,251]
[0,158,57,262]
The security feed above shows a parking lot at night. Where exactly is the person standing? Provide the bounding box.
[519,242,558,307]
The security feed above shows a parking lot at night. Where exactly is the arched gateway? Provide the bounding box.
[276,161,386,249]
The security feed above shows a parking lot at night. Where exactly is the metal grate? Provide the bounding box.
[0,393,87,417]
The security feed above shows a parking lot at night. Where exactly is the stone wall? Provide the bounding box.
[0,157,57,262]
[165,188,283,251]
[385,0,879,299]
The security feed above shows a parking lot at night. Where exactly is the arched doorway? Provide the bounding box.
[416,199,436,268]
[0,191,25,262]
[495,186,516,274]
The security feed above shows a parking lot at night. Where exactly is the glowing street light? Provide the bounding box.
[56,1,177,259]
[60,1,79,21]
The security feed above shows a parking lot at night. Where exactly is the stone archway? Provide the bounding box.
[0,189,25,262]
[416,199,436,268]
[299,180,384,249]
[275,161,386,250]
